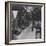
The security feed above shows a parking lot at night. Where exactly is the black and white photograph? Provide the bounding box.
[5,2,45,44]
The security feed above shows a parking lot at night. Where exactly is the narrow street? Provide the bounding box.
[15,24,36,39]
